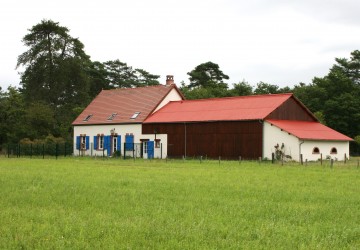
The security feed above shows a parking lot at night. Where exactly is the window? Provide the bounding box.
[98,135,104,150]
[107,113,117,121]
[130,112,140,119]
[79,135,87,150]
[330,147,337,154]
[83,114,93,121]
[155,139,161,148]
[143,141,148,154]
[312,147,320,154]
[76,135,89,151]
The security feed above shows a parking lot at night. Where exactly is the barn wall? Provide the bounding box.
[263,121,300,161]
[267,97,316,121]
[301,140,349,161]
[263,122,350,162]
[143,121,263,159]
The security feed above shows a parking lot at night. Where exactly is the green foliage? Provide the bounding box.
[294,50,360,142]
[313,111,326,125]
[0,158,359,249]
[103,60,160,88]
[17,19,91,107]
[230,81,253,96]
[355,135,360,145]
[187,61,229,89]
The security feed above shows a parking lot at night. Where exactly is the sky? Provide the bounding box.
[1,0,359,90]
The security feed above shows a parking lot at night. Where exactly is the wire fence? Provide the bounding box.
[3,143,73,159]
[1,142,359,169]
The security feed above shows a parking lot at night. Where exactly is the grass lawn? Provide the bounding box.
[0,157,359,249]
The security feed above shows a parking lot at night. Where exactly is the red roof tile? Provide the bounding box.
[266,119,353,141]
[72,85,181,125]
[144,93,293,123]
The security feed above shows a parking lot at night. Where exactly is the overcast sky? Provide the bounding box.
[1,0,359,90]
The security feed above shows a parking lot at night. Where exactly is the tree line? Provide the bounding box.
[0,20,359,153]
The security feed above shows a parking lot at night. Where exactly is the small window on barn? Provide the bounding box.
[83,114,93,122]
[107,113,117,121]
[130,112,140,119]
[330,147,337,154]
[312,147,320,154]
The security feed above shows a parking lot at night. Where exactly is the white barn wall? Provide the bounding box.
[264,121,350,162]
[300,140,349,161]
[73,124,168,158]
[263,121,300,161]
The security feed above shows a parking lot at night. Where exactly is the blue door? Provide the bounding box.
[148,141,154,159]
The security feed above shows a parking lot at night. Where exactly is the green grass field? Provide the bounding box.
[0,157,359,249]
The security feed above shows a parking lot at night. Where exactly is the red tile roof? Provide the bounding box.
[266,119,353,141]
[144,93,293,123]
[72,85,182,125]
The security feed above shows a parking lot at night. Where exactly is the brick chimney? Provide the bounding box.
[166,75,174,86]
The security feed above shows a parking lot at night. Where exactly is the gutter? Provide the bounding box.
[299,140,304,161]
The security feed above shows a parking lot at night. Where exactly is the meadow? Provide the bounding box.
[0,157,359,249]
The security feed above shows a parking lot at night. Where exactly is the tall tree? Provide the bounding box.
[17,19,91,108]
[104,60,136,88]
[134,69,160,87]
[187,62,229,89]
[103,60,160,88]
[16,19,92,139]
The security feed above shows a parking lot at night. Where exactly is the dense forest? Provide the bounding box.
[0,20,359,153]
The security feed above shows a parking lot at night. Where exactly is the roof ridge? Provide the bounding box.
[102,84,168,92]
[167,93,293,103]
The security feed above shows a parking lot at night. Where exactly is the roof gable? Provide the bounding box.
[72,85,183,125]
[266,119,353,141]
[144,93,293,123]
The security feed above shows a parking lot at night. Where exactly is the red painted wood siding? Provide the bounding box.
[143,121,263,160]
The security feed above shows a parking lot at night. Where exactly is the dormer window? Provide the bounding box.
[107,113,117,121]
[83,114,93,122]
[131,112,141,119]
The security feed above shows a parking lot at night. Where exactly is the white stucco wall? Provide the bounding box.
[300,140,349,161]
[153,88,183,112]
[73,124,168,158]
[263,121,350,162]
[263,121,300,161]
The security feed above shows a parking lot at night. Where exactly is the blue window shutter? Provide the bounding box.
[117,135,121,152]
[105,136,111,156]
[86,136,90,150]
[125,134,134,150]
[76,136,80,150]
[94,136,98,150]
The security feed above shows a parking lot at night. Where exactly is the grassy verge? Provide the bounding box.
[0,158,359,249]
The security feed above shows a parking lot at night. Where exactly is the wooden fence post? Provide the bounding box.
[320,153,322,165]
